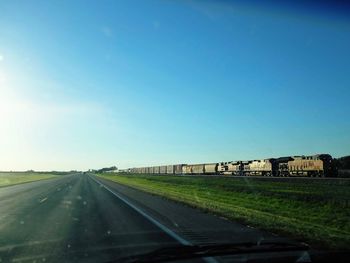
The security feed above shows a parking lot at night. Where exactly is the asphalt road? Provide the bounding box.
[0,174,302,263]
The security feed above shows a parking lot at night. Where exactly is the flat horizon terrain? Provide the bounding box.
[0,172,57,187]
[100,173,350,250]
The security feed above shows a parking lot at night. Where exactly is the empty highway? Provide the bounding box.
[0,173,303,262]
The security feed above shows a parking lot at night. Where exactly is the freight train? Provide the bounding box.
[126,154,336,177]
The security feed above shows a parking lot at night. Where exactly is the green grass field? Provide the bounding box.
[0,172,57,187]
[100,174,350,250]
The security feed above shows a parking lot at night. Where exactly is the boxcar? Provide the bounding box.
[166,165,174,174]
[159,165,167,174]
[191,164,205,174]
[204,163,217,174]
[174,164,184,174]
[154,166,160,174]
[182,165,192,174]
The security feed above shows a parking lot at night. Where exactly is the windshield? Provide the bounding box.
[0,1,349,262]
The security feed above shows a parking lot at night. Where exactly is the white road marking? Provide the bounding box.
[89,175,218,263]
[39,197,48,203]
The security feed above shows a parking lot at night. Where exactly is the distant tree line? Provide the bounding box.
[30,171,72,175]
[96,166,118,174]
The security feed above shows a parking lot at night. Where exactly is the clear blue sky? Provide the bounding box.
[0,0,349,170]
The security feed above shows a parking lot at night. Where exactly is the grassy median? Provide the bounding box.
[100,174,350,250]
[0,172,57,187]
